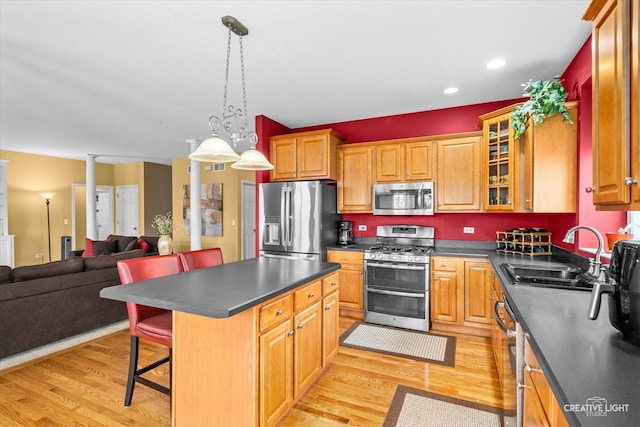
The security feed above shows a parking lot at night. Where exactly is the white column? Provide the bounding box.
[86,154,98,240]
[187,139,202,250]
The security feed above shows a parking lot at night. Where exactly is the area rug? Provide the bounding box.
[339,322,456,367]
[383,385,505,427]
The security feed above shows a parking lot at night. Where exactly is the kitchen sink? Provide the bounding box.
[502,263,594,291]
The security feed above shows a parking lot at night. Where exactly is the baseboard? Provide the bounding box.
[0,320,128,372]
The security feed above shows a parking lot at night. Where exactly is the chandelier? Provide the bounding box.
[189,16,274,170]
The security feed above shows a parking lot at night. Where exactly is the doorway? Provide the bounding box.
[71,184,114,249]
[116,185,139,236]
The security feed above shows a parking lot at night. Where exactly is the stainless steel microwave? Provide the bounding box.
[372,182,434,215]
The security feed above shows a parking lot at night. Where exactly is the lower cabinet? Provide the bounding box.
[327,250,364,320]
[259,273,340,427]
[524,337,569,427]
[430,256,493,335]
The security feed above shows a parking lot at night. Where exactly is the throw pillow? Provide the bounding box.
[137,238,150,253]
[124,238,138,252]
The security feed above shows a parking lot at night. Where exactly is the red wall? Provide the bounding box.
[255,34,624,250]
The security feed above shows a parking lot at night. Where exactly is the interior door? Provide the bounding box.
[96,190,113,240]
[116,185,139,236]
[242,181,256,259]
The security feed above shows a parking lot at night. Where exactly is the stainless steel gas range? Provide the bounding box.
[364,225,434,332]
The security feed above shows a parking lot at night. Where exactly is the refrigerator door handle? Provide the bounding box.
[280,185,287,247]
[284,186,292,246]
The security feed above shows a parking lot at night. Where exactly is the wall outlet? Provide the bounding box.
[35,253,43,259]
[463,227,475,234]
[358,225,367,231]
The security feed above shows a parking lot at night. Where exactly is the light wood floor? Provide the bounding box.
[0,317,502,426]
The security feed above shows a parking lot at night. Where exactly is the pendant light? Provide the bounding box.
[189,16,274,170]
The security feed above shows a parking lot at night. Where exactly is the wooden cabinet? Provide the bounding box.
[430,256,492,335]
[463,261,494,325]
[327,250,364,319]
[270,129,343,181]
[584,0,640,210]
[523,337,569,427]
[435,135,482,212]
[479,108,517,211]
[260,318,294,427]
[375,138,433,182]
[257,273,339,427]
[337,145,374,213]
[431,256,459,323]
[479,103,578,213]
[517,102,578,212]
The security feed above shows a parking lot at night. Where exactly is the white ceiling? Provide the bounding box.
[0,0,592,165]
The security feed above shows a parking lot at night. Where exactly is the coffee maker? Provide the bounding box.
[337,221,355,245]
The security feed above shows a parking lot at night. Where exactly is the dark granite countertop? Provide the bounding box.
[437,248,639,427]
[100,257,340,318]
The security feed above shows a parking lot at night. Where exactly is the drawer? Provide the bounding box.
[328,250,364,265]
[294,280,322,311]
[431,256,457,272]
[322,272,339,295]
[259,293,293,332]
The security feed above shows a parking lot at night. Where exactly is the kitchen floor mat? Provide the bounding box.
[383,385,505,427]
[339,322,456,367]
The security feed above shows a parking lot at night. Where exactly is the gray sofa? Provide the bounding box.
[0,235,159,359]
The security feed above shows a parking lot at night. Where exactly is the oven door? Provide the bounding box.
[494,297,521,427]
[365,260,427,292]
[364,260,429,331]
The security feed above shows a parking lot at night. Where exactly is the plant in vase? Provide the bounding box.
[152,212,174,255]
[606,223,639,252]
[510,75,574,140]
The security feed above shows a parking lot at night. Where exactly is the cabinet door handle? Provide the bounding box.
[343,257,349,261]
[434,278,439,281]
[308,292,315,298]
[288,330,295,336]
[276,309,284,315]
[325,305,331,311]
[525,364,543,374]
[331,281,337,286]
[585,186,594,193]
[297,324,304,329]
[301,170,304,175]
[624,177,638,186]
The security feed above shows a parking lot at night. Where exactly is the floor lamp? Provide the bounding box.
[40,193,55,262]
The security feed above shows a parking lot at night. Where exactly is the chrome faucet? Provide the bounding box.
[562,225,604,277]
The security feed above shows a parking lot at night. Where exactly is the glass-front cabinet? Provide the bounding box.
[480,108,517,212]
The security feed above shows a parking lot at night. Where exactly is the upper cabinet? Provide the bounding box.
[478,103,578,213]
[435,134,482,212]
[269,129,344,182]
[584,0,640,210]
[375,138,433,182]
[479,108,518,212]
[337,145,374,213]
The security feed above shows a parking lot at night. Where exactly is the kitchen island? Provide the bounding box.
[100,257,341,427]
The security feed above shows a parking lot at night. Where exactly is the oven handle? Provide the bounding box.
[365,262,426,271]
[494,301,516,337]
[368,288,424,298]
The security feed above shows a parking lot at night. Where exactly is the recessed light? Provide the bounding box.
[443,87,459,94]
[486,58,506,70]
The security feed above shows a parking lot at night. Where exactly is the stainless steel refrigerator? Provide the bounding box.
[259,181,340,261]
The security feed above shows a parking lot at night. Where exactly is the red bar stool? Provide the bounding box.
[116,254,183,406]
[178,247,224,271]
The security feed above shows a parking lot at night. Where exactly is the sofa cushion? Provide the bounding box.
[0,266,12,284]
[82,238,117,257]
[107,234,138,253]
[12,258,85,282]
[84,249,145,271]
